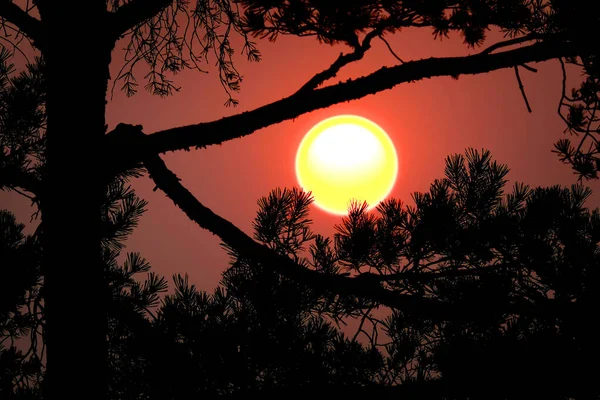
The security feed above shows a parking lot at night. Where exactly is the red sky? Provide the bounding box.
[3,26,599,293]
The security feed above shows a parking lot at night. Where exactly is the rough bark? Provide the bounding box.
[37,3,114,399]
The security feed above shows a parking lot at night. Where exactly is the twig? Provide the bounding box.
[521,64,537,73]
[7,186,35,201]
[479,34,540,55]
[557,58,571,129]
[379,34,404,63]
[352,306,373,342]
[295,29,381,94]
[514,65,532,113]
[0,0,44,48]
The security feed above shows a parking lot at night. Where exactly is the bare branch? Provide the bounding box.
[379,34,404,64]
[479,34,540,55]
[0,0,43,47]
[514,65,532,113]
[109,40,578,168]
[521,64,537,73]
[557,58,571,129]
[295,29,381,94]
[140,145,573,321]
[351,305,374,343]
[109,0,174,40]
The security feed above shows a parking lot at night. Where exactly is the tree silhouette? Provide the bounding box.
[0,178,167,398]
[355,150,600,399]
[0,210,42,400]
[0,190,384,398]
[4,146,600,398]
[98,188,383,399]
[1,1,599,398]
[0,58,166,396]
[143,148,600,398]
[131,191,384,397]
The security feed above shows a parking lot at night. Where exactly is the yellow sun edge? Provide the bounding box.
[295,114,399,216]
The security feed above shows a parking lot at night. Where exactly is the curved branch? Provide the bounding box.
[109,0,174,40]
[142,151,456,320]
[141,146,571,322]
[0,1,43,48]
[109,40,579,169]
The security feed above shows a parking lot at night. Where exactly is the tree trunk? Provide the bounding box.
[39,4,114,399]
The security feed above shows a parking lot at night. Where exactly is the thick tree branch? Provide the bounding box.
[0,1,43,47]
[109,0,173,40]
[142,151,457,320]
[109,40,579,169]
[0,168,41,197]
[140,147,572,322]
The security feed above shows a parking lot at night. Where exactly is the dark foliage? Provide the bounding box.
[3,148,600,398]
[102,187,383,398]
[326,149,600,398]
[2,2,600,399]
[0,210,41,400]
[233,0,600,179]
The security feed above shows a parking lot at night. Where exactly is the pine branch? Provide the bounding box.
[110,40,579,169]
[141,149,571,322]
[0,1,43,48]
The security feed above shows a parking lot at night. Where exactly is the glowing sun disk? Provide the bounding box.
[295,115,399,215]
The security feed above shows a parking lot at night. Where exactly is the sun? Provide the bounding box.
[295,114,399,215]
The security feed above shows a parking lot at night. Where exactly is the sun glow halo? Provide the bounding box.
[295,115,398,215]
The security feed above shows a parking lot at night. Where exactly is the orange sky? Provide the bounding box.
[3,26,599,292]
